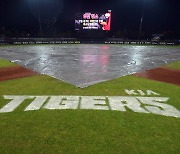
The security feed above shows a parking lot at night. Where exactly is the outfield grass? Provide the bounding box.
[0,58,16,68]
[166,61,180,70]
[0,59,180,153]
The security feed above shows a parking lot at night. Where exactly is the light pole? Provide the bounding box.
[37,0,42,34]
[138,0,145,40]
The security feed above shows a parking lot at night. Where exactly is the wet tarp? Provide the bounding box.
[0,45,180,88]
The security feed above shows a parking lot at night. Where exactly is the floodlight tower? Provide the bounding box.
[138,0,145,40]
[37,0,42,34]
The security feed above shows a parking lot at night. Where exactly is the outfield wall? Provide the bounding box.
[0,38,179,45]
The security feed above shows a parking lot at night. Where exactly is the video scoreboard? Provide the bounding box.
[75,10,111,31]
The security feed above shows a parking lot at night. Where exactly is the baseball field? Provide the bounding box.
[0,45,180,153]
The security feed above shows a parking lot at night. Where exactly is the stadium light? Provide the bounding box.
[37,0,42,35]
[138,0,145,40]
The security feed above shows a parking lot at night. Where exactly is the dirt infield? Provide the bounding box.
[0,66,38,82]
[134,67,180,86]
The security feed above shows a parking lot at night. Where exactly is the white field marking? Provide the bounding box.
[137,90,146,96]
[25,96,48,111]
[43,96,79,110]
[125,90,138,95]
[108,96,149,113]
[146,90,160,96]
[125,90,160,96]
[0,95,180,118]
[80,96,109,110]
[0,96,34,113]
[137,97,180,118]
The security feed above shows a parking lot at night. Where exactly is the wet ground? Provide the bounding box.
[0,45,180,88]
[0,65,37,82]
[134,67,180,86]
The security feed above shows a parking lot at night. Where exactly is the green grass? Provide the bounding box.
[166,61,180,70]
[0,59,180,153]
[0,58,16,68]
[0,110,179,153]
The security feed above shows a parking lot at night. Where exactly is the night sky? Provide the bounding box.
[0,0,180,38]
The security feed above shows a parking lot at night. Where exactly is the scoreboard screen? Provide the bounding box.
[75,10,111,31]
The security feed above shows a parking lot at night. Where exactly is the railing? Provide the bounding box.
[0,38,179,45]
